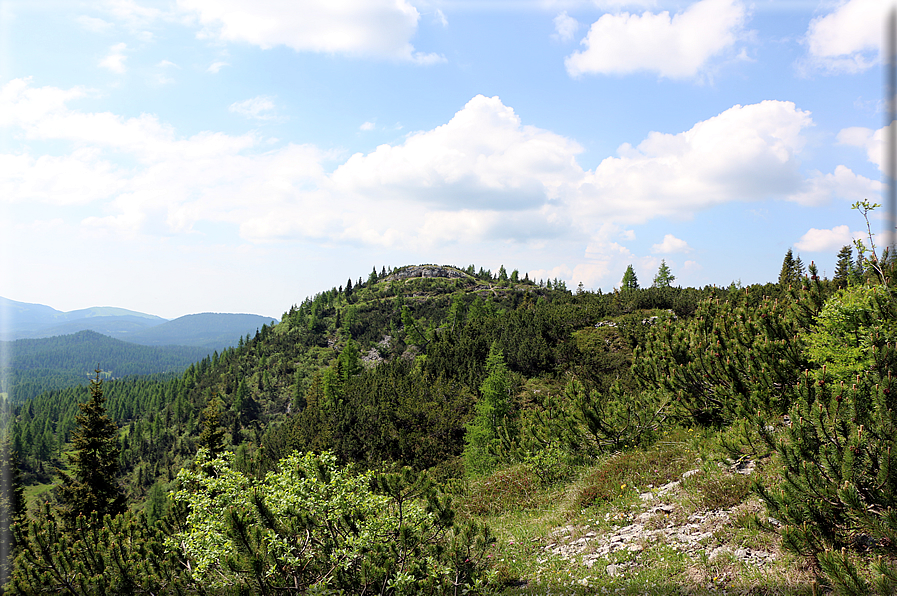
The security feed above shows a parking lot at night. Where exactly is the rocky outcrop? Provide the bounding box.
[383,265,469,282]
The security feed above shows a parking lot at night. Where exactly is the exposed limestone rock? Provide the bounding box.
[541,467,777,578]
[383,265,469,282]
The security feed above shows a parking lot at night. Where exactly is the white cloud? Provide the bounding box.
[0,150,125,205]
[592,0,658,9]
[573,100,814,222]
[99,42,128,73]
[838,122,891,171]
[652,234,690,253]
[331,94,583,213]
[228,96,279,121]
[786,165,881,206]
[76,15,114,33]
[157,60,179,68]
[435,9,448,27]
[565,0,746,78]
[795,224,860,252]
[178,0,444,63]
[552,11,579,42]
[207,61,229,73]
[804,0,882,74]
[1,78,877,276]
[359,121,376,131]
[105,0,165,25]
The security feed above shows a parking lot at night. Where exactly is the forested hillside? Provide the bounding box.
[0,330,212,405]
[5,247,897,594]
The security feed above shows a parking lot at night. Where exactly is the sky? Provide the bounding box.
[0,0,889,320]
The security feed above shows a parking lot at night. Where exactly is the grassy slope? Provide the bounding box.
[457,428,817,595]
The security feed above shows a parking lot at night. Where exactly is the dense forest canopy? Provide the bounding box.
[5,242,897,594]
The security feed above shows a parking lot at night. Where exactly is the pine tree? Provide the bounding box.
[55,370,126,525]
[621,265,639,291]
[652,260,676,288]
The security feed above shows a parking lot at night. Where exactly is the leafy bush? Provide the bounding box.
[172,449,495,595]
[523,446,574,487]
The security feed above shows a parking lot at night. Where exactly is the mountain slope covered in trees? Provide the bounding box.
[6,247,897,594]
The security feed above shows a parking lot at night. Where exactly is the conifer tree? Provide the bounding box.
[198,397,226,458]
[652,259,676,288]
[464,343,513,475]
[757,355,897,594]
[778,248,803,286]
[834,245,855,288]
[55,370,126,525]
[621,265,639,291]
[0,434,25,587]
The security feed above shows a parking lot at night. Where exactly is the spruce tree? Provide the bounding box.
[55,370,126,525]
[198,397,226,458]
[779,248,799,286]
[834,245,854,288]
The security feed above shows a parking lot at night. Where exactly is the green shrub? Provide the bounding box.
[523,446,574,487]
[171,449,495,595]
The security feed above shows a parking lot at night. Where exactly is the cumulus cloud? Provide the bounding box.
[795,224,860,252]
[565,0,746,78]
[178,0,443,63]
[229,96,279,121]
[652,234,691,253]
[331,94,584,212]
[553,11,579,42]
[0,78,875,266]
[359,121,376,131]
[838,122,891,171]
[804,0,881,74]
[786,165,881,206]
[99,42,128,73]
[573,100,815,222]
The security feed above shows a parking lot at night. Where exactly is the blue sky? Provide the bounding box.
[0,0,887,319]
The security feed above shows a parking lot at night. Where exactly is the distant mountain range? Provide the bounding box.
[0,296,278,351]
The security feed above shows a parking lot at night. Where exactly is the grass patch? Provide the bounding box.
[575,440,696,510]
[681,467,753,511]
[24,481,55,509]
[460,464,545,516]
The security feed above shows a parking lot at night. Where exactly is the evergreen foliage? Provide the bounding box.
[0,434,25,587]
[11,504,193,595]
[55,371,126,525]
[757,354,897,594]
[652,259,675,288]
[464,343,515,476]
[778,248,806,287]
[621,265,639,291]
[834,245,855,288]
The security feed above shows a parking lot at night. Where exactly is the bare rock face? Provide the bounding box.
[383,265,469,282]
